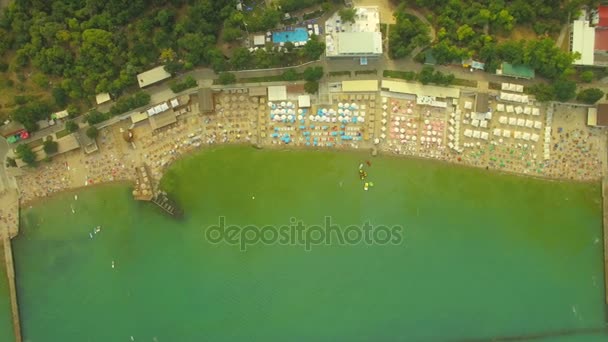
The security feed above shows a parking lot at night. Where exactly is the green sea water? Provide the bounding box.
[7,146,608,341]
[0,247,16,342]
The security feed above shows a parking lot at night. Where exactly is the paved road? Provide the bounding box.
[0,136,9,192]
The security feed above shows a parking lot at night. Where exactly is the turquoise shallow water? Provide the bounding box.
[7,146,608,341]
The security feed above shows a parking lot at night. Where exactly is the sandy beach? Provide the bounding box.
[10,86,607,208]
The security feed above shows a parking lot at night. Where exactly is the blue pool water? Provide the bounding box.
[272,28,309,43]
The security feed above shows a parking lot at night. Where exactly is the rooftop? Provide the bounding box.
[298,95,311,108]
[571,20,595,65]
[475,93,489,113]
[342,80,379,92]
[597,103,608,126]
[325,7,382,57]
[599,5,608,27]
[336,32,382,55]
[381,80,460,99]
[267,86,287,102]
[197,88,214,113]
[149,109,177,131]
[498,62,535,79]
[596,28,608,51]
[96,93,111,105]
[137,66,171,88]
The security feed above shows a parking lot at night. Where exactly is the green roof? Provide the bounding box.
[424,50,437,65]
[501,62,535,79]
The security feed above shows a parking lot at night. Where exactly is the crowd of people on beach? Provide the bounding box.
[11,89,608,207]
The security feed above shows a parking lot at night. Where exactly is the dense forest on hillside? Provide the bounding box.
[395,0,599,79]
[0,0,327,130]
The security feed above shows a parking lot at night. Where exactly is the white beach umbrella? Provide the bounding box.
[382,111,387,117]
[400,128,405,133]
[381,126,386,132]
[412,136,417,141]
[400,134,405,139]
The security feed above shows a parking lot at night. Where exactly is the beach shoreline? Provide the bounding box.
[18,144,602,210]
[9,88,606,212]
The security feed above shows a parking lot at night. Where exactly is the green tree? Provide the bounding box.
[217,72,236,85]
[52,87,68,108]
[553,79,576,102]
[43,140,58,154]
[528,83,555,102]
[580,70,594,83]
[65,120,79,133]
[339,8,357,23]
[304,81,319,94]
[85,110,108,125]
[301,36,325,60]
[16,144,36,166]
[281,69,299,81]
[86,126,99,140]
[576,88,604,104]
[303,66,323,82]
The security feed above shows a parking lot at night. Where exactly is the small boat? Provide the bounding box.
[74,195,78,200]
[89,233,93,239]
[111,261,115,269]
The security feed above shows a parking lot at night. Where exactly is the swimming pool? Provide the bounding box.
[272,28,308,43]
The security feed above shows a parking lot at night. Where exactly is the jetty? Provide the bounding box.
[603,177,608,306]
[132,165,154,201]
[152,192,183,218]
[131,164,182,218]
[2,227,22,342]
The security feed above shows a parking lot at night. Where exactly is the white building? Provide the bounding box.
[137,66,172,88]
[325,7,382,59]
[571,20,595,65]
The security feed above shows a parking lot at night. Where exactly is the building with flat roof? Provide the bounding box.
[475,93,489,114]
[16,134,81,167]
[249,87,267,97]
[496,62,535,79]
[137,66,171,88]
[149,109,177,131]
[131,112,149,124]
[197,88,214,114]
[267,86,287,102]
[253,35,265,46]
[96,93,111,105]
[571,20,595,65]
[381,80,460,99]
[298,95,311,108]
[588,103,608,126]
[342,80,379,92]
[325,7,382,58]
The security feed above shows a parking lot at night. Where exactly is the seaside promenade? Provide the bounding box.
[2,226,21,342]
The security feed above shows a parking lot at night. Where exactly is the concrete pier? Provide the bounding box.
[603,178,608,305]
[2,230,22,342]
